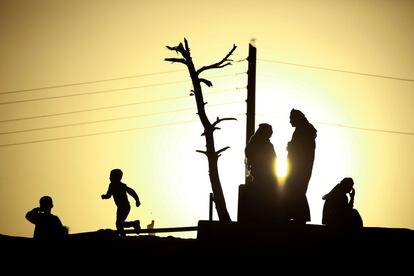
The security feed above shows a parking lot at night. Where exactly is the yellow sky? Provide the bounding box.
[0,0,413,238]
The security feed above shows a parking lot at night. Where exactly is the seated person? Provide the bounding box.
[322,177,363,231]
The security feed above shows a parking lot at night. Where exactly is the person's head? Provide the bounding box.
[256,123,273,140]
[339,177,354,193]
[290,109,307,127]
[290,109,317,138]
[322,177,354,200]
[39,196,53,212]
[110,168,123,182]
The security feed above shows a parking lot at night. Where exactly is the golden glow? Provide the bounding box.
[276,157,287,189]
[276,156,288,177]
[0,1,413,238]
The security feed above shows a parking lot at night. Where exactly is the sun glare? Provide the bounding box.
[276,157,288,177]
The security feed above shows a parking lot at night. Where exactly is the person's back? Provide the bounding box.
[245,123,277,185]
[322,188,349,226]
[244,124,280,223]
[30,213,64,239]
[247,142,276,181]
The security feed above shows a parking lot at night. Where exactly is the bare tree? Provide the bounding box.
[165,38,237,222]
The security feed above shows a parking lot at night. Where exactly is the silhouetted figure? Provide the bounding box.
[25,195,68,240]
[244,123,279,222]
[101,169,141,237]
[284,109,317,224]
[245,123,277,185]
[322,177,363,231]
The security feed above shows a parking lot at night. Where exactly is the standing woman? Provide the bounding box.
[245,123,277,188]
[284,109,317,223]
[245,123,279,222]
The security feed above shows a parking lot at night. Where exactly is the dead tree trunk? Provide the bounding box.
[165,38,237,222]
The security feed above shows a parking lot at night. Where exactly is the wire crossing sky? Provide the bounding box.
[0,0,413,238]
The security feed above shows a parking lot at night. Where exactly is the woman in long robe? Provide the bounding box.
[284,109,317,223]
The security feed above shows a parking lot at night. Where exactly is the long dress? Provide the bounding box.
[245,136,279,222]
[285,123,316,222]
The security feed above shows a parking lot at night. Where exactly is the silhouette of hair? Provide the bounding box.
[39,195,53,210]
[248,123,273,144]
[290,109,317,138]
[322,177,354,200]
[110,169,123,181]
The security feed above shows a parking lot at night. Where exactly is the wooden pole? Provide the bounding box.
[245,40,257,183]
[238,40,257,222]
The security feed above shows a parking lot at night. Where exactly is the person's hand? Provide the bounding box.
[136,201,141,207]
[349,188,355,198]
[101,194,106,199]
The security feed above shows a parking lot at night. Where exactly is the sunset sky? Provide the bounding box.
[1,0,413,238]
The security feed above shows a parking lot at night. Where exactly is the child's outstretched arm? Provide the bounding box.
[126,186,140,207]
[101,185,112,199]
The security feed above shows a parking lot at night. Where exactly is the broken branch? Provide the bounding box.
[197,44,237,75]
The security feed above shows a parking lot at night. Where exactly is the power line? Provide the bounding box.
[0,58,248,96]
[0,87,246,123]
[256,114,414,136]
[0,113,244,147]
[0,80,188,105]
[258,59,414,83]
[0,100,244,135]
[0,121,196,147]
[314,120,414,136]
[0,72,246,105]
[235,58,248,63]
[0,69,187,95]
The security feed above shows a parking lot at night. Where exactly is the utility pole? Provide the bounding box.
[245,39,257,183]
[238,39,257,222]
[246,40,256,145]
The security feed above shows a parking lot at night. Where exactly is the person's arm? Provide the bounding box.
[126,186,140,207]
[101,184,112,199]
[25,207,41,224]
[349,188,355,208]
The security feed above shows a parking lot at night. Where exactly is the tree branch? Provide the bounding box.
[166,43,186,56]
[196,150,207,156]
[212,117,237,128]
[197,44,237,75]
[184,38,190,52]
[164,58,187,65]
[199,78,213,87]
[216,146,230,156]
